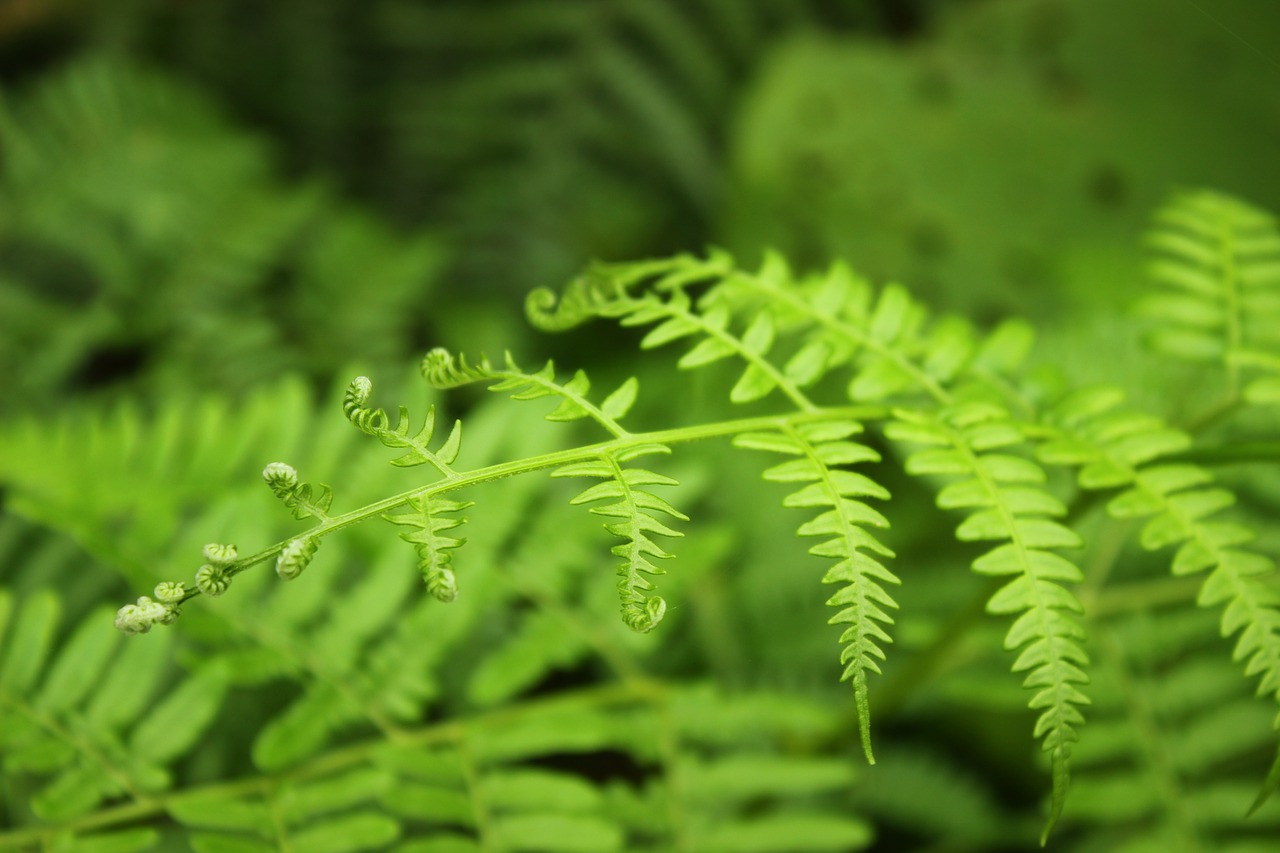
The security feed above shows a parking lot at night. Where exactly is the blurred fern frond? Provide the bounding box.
[0,58,443,407]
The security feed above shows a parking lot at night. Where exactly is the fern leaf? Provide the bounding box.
[384,495,474,602]
[552,446,685,633]
[1070,607,1280,848]
[887,402,1088,840]
[422,348,640,437]
[343,375,461,472]
[1142,190,1280,399]
[734,419,895,763]
[1039,385,1280,809]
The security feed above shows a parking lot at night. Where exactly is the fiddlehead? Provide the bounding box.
[342,375,462,473]
[262,462,333,522]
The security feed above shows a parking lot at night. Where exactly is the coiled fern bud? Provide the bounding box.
[262,462,299,499]
[202,543,238,567]
[277,537,318,581]
[153,581,186,606]
[114,595,176,635]
[342,376,390,434]
[196,564,231,597]
[425,562,457,603]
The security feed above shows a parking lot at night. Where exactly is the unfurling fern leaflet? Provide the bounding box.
[342,375,462,472]
[734,419,894,763]
[552,446,686,633]
[421,348,638,437]
[1142,190,1280,404]
[1037,385,1280,811]
[384,496,473,602]
[342,375,472,597]
[261,464,328,585]
[527,249,817,409]
[887,403,1088,843]
[262,462,332,522]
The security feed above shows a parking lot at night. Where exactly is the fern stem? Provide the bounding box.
[202,406,884,597]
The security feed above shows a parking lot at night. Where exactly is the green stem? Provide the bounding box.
[186,406,885,602]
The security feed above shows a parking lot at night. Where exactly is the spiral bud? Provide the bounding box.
[115,594,180,635]
[154,581,186,605]
[202,543,238,567]
[276,537,318,581]
[342,376,392,435]
[426,566,458,603]
[114,603,150,635]
[196,563,231,597]
[262,462,299,498]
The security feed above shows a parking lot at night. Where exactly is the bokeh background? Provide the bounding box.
[3,0,1280,410]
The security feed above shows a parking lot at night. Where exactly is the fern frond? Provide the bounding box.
[734,419,894,763]
[552,446,686,633]
[1069,606,1280,849]
[342,375,462,473]
[546,249,1036,410]
[384,496,474,602]
[887,402,1088,840]
[0,590,229,822]
[1038,386,1280,808]
[1142,190,1280,401]
[422,348,640,437]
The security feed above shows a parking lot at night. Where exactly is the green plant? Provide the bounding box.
[2,188,1279,851]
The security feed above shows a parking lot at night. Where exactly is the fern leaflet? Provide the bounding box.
[887,402,1089,841]
[552,446,686,633]
[1038,385,1280,811]
[1142,190,1280,404]
[343,375,462,473]
[734,419,894,763]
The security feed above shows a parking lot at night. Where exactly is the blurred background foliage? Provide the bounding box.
[2,1,1280,851]
[3,0,1279,406]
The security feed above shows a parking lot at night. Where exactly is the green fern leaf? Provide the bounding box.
[422,348,639,437]
[385,496,474,602]
[343,375,462,472]
[887,403,1088,839]
[735,419,895,763]
[1040,385,1280,812]
[552,446,685,632]
[0,591,229,823]
[1141,190,1280,400]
